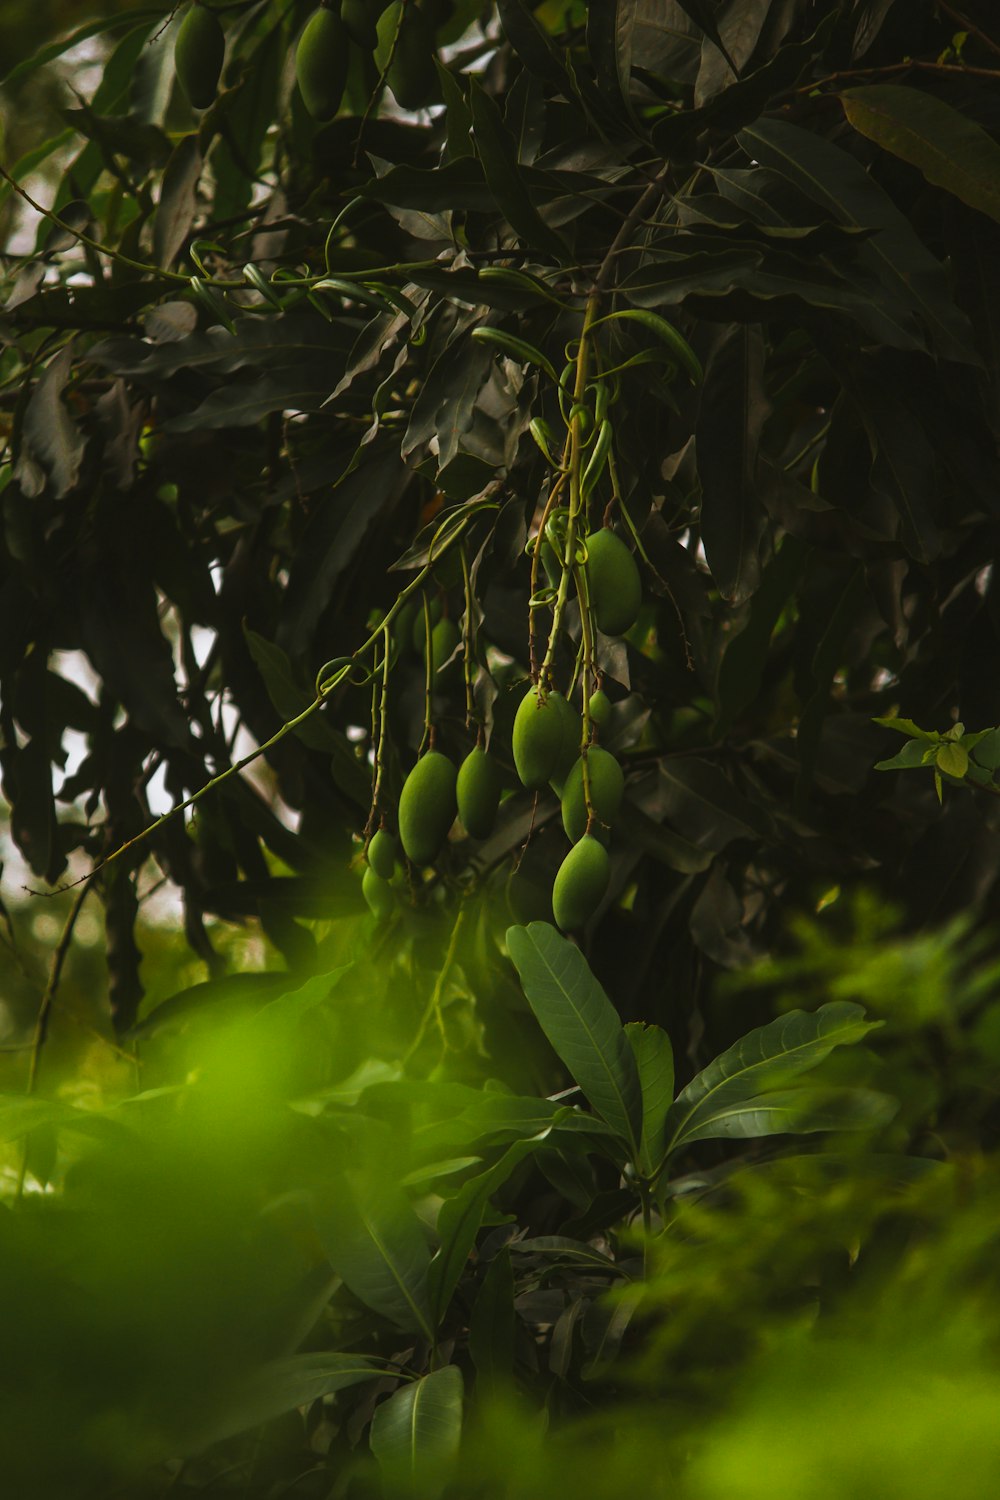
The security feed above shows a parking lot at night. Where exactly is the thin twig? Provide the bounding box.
[935,1,1000,62]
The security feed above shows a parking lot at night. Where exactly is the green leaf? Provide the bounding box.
[874,740,935,772]
[428,1135,548,1324]
[671,1085,897,1146]
[468,78,569,263]
[506,923,643,1158]
[1,11,163,88]
[625,1022,674,1177]
[841,85,1000,227]
[468,1249,515,1397]
[369,1365,463,1479]
[198,1353,385,1447]
[936,741,969,779]
[664,1003,881,1157]
[313,1177,435,1340]
[741,118,978,364]
[872,716,936,740]
[0,1095,121,1145]
[970,727,1000,771]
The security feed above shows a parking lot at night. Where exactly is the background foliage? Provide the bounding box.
[2,0,1000,1495]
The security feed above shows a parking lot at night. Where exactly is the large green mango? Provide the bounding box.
[512,686,563,791]
[398,750,457,865]
[296,6,349,122]
[175,3,226,110]
[457,747,502,840]
[586,528,642,637]
[387,6,437,110]
[561,747,624,844]
[552,835,610,931]
[342,0,390,48]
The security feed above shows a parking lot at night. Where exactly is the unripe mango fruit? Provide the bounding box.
[398,750,457,865]
[561,747,625,844]
[363,866,395,920]
[587,528,642,637]
[175,3,225,110]
[343,0,389,48]
[588,689,612,731]
[549,691,582,791]
[552,835,610,931]
[367,828,397,881]
[296,6,349,122]
[428,617,459,676]
[512,686,563,790]
[388,6,437,109]
[457,747,502,840]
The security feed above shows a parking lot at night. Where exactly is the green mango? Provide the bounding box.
[387,5,437,110]
[552,835,610,932]
[362,865,395,920]
[411,594,443,652]
[296,6,349,122]
[549,691,582,791]
[457,747,502,840]
[398,750,457,865]
[512,686,564,791]
[342,0,389,48]
[367,828,397,881]
[561,747,624,844]
[428,617,460,676]
[586,528,642,637]
[588,689,612,731]
[175,3,226,111]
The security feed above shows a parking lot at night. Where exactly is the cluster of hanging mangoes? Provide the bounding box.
[360,526,643,933]
[173,0,444,117]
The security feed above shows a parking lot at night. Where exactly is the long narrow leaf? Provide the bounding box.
[506,922,642,1159]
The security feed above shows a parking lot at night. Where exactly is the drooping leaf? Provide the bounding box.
[369,1365,463,1479]
[506,922,642,1157]
[197,1353,385,1448]
[664,1003,882,1157]
[468,1248,515,1397]
[840,85,1000,227]
[313,1177,435,1340]
[625,1022,674,1177]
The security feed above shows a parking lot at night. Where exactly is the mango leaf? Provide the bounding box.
[671,1085,897,1146]
[428,1133,549,1324]
[506,923,643,1158]
[468,1249,515,1398]
[468,79,569,263]
[664,1002,882,1157]
[369,1365,463,1478]
[313,1177,435,1341]
[841,85,1000,227]
[874,739,934,772]
[197,1353,385,1447]
[625,1022,674,1177]
[0,1095,122,1145]
[741,118,978,364]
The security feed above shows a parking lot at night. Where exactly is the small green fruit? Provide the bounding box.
[398,750,457,865]
[296,6,349,122]
[388,6,437,109]
[561,747,625,844]
[367,828,397,881]
[428,617,459,676]
[175,3,225,110]
[457,747,502,840]
[362,865,395,920]
[512,686,563,791]
[552,835,610,932]
[587,528,642,637]
[411,594,443,652]
[342,0,388,47]
[589,689,612,731]
[549,691,582,790]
